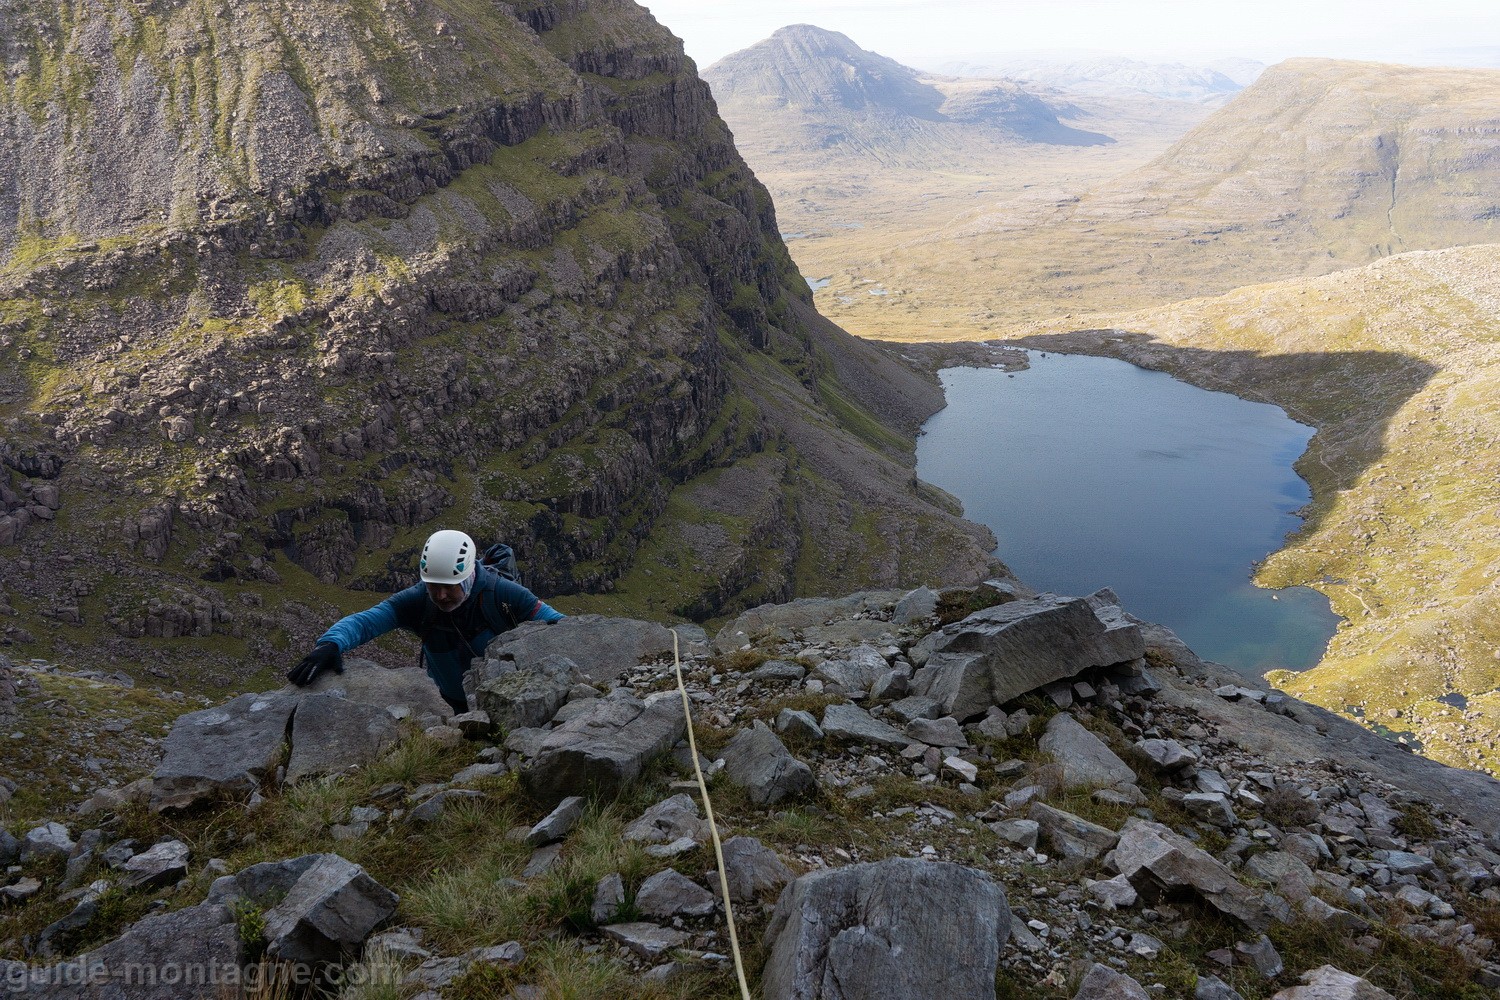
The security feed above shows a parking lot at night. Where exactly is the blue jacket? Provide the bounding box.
[319,565,565,660]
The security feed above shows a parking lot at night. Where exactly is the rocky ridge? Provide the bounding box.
[0,0,1000,685]
[3,584,1499,998]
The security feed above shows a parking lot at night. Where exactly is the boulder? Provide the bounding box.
[526,796,586,846]
[1028,802,1120,860]
[905,716,968,748]
[1184,792,1238,828]
[297,657,451,726]
[21,822,74,863]
[775,708,824,741]
[150,692,296,811]
[720,837,793,903]
[762,859,1010,1000]
[475,655,583,730]
[712,593,904,653]
[484,616,678,683]
[1073,964,1150,999]
[889,696,943,724]
[990,819,1040,850]
[285,694,401,784]
[601,922,689,959]
[1269,965,1395,999]
[121,840,191,890]
[0,826,18,866]
[893,587,939,624]
[260,854,400,963]
[810,645,889,697]
[1084,874,1139,910]
[752,661,807,684]
[592,873,626,924]
[1137,738,1200,770]
[409,789,485,824]
[521,692,686,806]
[820,703,909,747]
[1039,714,1136,790]
[635,869,716,919]
[911,592,1144,720]
[623,794,709,844]
[720,722,815,806]
[1110,818,1275,931]
[1196,975,1246,1000]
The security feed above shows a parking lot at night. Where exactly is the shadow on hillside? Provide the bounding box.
[1003,329,1439,543]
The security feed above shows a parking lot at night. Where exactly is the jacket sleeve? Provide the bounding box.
[318,583,427,652]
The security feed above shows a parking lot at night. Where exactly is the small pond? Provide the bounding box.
[915,351,1340,675]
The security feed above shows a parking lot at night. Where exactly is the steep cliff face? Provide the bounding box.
[0,0,1000,685]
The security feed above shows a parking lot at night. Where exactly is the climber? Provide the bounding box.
[286,529,565,714]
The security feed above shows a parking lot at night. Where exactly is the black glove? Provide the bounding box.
[287,642,343,686]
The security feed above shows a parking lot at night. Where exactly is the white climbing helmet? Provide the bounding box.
[419,529,477,584]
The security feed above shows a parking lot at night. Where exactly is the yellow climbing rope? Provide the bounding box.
[671,630,753,1000]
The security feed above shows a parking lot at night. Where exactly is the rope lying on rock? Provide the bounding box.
[671,630,752,1000]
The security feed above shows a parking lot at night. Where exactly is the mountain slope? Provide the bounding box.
[0,0,1000,688]
[936,53,1258,106]
[809,58,1500,340]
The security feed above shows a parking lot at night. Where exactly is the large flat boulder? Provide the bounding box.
[713,592,905,653]
[297,657,451,726]
[762,858,1010,1000]
[1039,714,1137,791]
[912,592,1143,720]
[520,692,686,805]
[285,694,401,784]
[150,692,297,811]
[259,854,400,963]
[1110,818,1277,931]
[482,615,678,683]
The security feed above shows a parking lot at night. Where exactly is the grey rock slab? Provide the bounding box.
[1299,896,1369,933]
[1137,738,1200,770]
[762,858,1010,1000]
[121,839,190,890]
[868,668,911,701]
[601,922,689,960]
[809,645,889,696]
[990,818,1040,850]
[476,654,583,730]
[1244,852,1317,902]
[635,869,716,919]
[1236,935,1284,977]
[1111,818,1274,931]
[720,721,815,806]
[1039,714,1136,790]
[775,708,824,741]
[752,660,807,684]
[1084,873,1138,909]
[1028,802,1120,860]
[1184,791,1238,828]
[623,794,709,844]
[720,836,793,903]
[905,716,968,748]
[889,695,943,724]
[1072,964,1150,999]
[409,789,485,824]
[0,827,18,866]
[262,854,399,963]
[21,822,74,863]
[521,693,686,806]
[911,592,1144,720]
[523,843,563,878]
[712,593,905,653]
[286,693,401,784]
[1196,975,1246,1000]
[821,703,909,747]
[486,616,679,683]
[150,691,296,811]
[298,657,452,726]
[1269,964,1396,999]
[1377,850,1436,877]
[450,710,493,739]
[0,877,42,903]
[451,762,507,784]
[526,795,586,846]
[592,873,626,924]
[894,587,939,624]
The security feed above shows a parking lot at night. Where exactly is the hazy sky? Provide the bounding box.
[642,0,1500,71]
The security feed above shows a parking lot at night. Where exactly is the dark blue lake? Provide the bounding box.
[915,352,1340,675]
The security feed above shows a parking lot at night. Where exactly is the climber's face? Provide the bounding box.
[426,581,466,612]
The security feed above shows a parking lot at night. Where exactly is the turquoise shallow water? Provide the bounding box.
[915,352,1341,676]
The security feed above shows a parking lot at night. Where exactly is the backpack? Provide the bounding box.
[480,542,520,583]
